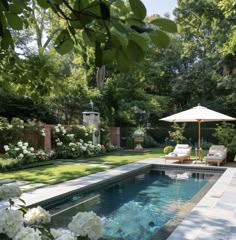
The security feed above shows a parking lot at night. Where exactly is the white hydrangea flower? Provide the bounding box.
[0,183,22,200]
[72,148,75,152]
[69,142,75,147]
[85,133,89,136]
[24,206,51,225]
[68,211,103,240]
[0,209,24,238]
[81,146,86,152]
[13,226,41,240]
[57,124,61,127]
[14,147,20,151]
[7,124,13,129]
[55,127,60,132]
[51,228,76,240]
[30,147,34,152]
[23,150,29,154]
[88,141,92,144]
[79,139,84,143]
[3,145,9,151]
[18,153,24,159]
[17,141,23,147]
[56,142,63,146]
[22,146,27,150]
[24,142,29,147]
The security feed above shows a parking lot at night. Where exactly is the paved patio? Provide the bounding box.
[1,158,236,239]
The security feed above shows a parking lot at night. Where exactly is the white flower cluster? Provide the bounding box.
[54,124,67,135]
[68,211,103,240]
[24,206,51,225]
[14,227,41,240]
[0,183,103,240]
[0,183,22,200]
[40,128,46,137]
[0,209,24,238]
[51,228,76,240]
[4,141,34,160]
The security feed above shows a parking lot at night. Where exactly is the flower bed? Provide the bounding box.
[0,184,103,240]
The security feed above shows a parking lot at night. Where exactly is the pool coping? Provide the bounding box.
[1,158,236,239]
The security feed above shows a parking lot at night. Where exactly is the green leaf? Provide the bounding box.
[55,30,74,55]
[5,13,23,30]
[0,0,9,11]
[36,0,50,9]
[74,0,89,11]
[151,18,177,33]
[112,20,127,33]
[82,29,96,47]
[149,30,170,48]
[100,2,110,20]
[129,0,146,20]
[1,30,14,49]
[116,50,130,72]
[126,40,144,62]
[9,3,24,14]
[111,28,128,48]
[128,32,148,50]
[102,49,115,64]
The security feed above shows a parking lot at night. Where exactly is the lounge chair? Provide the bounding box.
[204,145,227,166]
[165,144,192,163]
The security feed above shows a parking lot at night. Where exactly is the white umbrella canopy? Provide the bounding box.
[160,104,236,157]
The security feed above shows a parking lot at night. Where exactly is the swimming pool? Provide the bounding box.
[49,169,220,240]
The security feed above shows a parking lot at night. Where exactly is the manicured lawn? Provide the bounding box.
[0,164,107,184]
[0,147,206,184]
[0,148,164,184]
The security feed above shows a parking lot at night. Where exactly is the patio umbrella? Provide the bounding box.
[160,104,236,159]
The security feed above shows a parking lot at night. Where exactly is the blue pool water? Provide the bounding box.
[50,170,214,240]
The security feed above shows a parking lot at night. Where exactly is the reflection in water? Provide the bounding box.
[50,170,212,240]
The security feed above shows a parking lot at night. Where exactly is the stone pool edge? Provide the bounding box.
[0,157,234,240]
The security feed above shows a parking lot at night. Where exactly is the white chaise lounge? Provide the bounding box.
[165,144,192,163]
[204,145,227,166]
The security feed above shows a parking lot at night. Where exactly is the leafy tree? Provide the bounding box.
[0,0,177,71]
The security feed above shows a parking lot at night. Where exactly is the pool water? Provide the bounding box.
[49,170,214,240]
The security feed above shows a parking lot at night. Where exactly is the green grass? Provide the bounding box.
[0,148,164,184]
[0,164,107,184]
[0,147,206,184]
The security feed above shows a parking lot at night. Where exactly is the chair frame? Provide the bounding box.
[165,145,192,164]
[204,145,227,166]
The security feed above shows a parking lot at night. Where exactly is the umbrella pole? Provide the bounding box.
[198,120,202,160]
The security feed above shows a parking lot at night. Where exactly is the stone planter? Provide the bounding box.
[134,135,144,151]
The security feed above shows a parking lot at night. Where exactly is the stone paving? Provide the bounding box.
[1,158,236,239]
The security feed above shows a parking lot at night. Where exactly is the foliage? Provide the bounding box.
[4,141,55,167]
[133,126,145,138]
[213,122,236,153]
[0,117,24,149]
[0,90,57,123]
[52,124,102,158]
[163,145,174,154]
[0,0,176,71]
[168,123,186,144]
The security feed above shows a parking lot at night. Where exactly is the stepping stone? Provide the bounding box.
[0,179,16,185]
[20,183,47,192]
[15,181,31,187]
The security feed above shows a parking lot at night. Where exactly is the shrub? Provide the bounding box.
[163,146,174,154]
[0,117,24,151]
[168,123,186,144]
[4,141,35,164]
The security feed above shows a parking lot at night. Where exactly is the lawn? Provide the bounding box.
[0,148,164,184]
[0,147,206,184]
